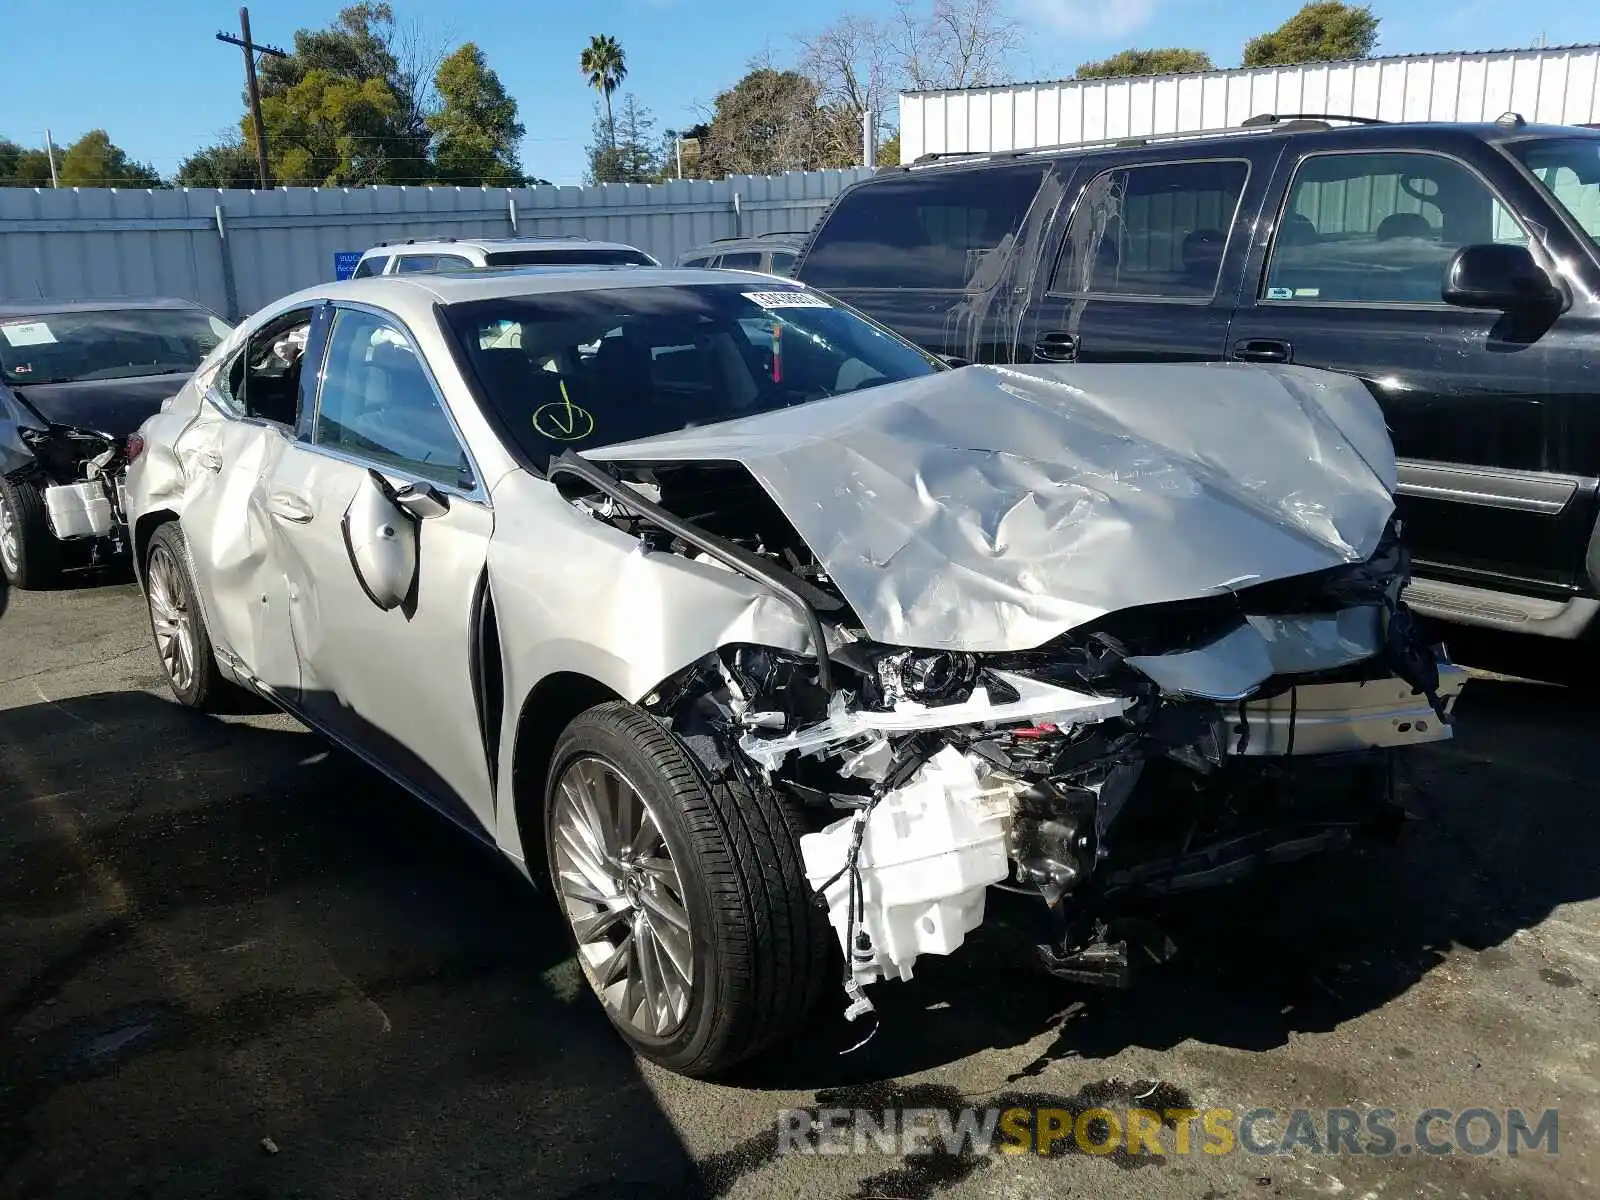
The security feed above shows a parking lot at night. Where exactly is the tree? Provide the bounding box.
[1077,49,1215,79]
[430,43,524,185]
[175,140,260,189]
[892,0,1021,92]
[252,69,403,186]
[580,35,628,151]
[257,3,434,184]
[700,69,859,177]
[800,14,894,159]
[587,96,660,184]
[876,131,901,166]
[56,131,163,188]
[0,138,58,186]
[1243,3,1380,68]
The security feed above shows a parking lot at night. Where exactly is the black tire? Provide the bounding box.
[0,476,61,589]
[143,523,224,710]
[544,701,830,1077]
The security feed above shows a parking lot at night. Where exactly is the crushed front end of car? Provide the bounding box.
[551,360,1465,1036]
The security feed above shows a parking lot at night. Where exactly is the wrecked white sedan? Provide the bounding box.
[124,268,1464,1076]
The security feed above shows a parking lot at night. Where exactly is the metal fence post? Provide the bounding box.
[214,204,241,321]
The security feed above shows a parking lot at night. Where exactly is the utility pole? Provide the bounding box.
[43,129,58,187]
[216,7,287,189]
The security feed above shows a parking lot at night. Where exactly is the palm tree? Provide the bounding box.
[579,35,628,151]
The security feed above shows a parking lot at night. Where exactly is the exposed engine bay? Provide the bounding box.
[549,444,1465,1040]
[14,421,133,557]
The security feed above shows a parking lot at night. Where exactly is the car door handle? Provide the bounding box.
[197,450,223,473]
[1232,338,1293,364]
[266,491,316,524]
[1032,331,1079,362]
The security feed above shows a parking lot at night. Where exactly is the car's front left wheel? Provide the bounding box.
[144,523,224,710]
[544,701,830,1077]
[0,476,61,589]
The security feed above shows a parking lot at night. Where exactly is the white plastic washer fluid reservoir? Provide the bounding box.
[800,746,1014,985]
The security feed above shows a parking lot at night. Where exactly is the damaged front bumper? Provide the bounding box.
[645,529,1465,1034]
[18,425,132,549]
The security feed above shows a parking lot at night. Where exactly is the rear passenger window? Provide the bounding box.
[352,255,388,278]
[396,255,439,274]
[719,251,763,269]
[1262,152,1528,305]
[1050,160,1247,299]
[770,251,797,276]
[801,165,1047,290]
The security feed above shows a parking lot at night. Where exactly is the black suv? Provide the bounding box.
[793,115,1600,642]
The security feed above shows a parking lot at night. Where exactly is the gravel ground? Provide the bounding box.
[2,570,1597,1199]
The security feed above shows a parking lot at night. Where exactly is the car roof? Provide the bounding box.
[0,296,213,318]
[875,118,1598,179]
[361,237,646,256]
[269,266,801,316]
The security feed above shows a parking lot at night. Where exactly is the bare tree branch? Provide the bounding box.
[891,0,1022,92]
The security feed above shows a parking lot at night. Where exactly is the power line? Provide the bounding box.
[215,6,286,189]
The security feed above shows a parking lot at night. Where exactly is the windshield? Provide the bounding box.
[483,248,656,267]
[1507,136,1600,245]
[0,307,231,386]
[443,282,943,464]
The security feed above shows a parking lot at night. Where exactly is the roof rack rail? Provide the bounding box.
[1496,110,1528,127]
[1241,112,1388,127]
[900,112,1392,170]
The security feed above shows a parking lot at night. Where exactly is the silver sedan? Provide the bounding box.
[125,267,1464,1076]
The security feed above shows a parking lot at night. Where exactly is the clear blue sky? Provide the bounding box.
[0,0,1590,185]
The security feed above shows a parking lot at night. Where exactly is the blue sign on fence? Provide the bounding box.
[333,251,363,280]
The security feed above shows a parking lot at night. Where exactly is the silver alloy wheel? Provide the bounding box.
[0,489,18,574]
[146,543,197,694]
[551,755,695,1038]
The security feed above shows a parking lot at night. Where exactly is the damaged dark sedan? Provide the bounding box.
[123,268,1464,1077]
[0,298,232,587]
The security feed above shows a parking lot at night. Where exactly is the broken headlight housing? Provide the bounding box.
[892,650,978,705]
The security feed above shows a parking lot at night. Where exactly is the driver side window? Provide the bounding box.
[216,308,315,426]
[313,308,473,489]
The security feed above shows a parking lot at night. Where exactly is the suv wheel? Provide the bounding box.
[544,701,829,1077]
[144,524,223,709]
[0,477,61,589]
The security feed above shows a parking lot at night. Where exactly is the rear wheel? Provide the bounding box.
[0,477,61,589]
[544,701,829,1077]
[144,523,223,710]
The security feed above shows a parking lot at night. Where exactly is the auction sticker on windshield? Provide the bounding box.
[1,321,58,347]
[742,291,829,309]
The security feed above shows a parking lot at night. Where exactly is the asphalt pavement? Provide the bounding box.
[2,569,1597,1199]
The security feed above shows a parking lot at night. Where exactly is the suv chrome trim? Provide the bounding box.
[1395,459,1586,514]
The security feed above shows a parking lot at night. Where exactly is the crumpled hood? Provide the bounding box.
[584,362,1398,652]
[11,374,186,438]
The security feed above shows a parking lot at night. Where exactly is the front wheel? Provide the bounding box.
[0,476,60,589]
[544,702,829,1077]
[144,523,223,709]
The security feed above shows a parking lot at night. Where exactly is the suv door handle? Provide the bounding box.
[1032,331,1079,362]
[1232,338,1293,364]
[266,491,316,524]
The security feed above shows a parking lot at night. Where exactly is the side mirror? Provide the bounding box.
[392,479,451,520]
[1443,243,1562,311]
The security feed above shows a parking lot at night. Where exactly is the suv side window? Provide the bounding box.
[395,255,440,274]
[1262,151,1529,305]
[352,255,389,278]
[801,164,1048,290]
[433,254,474,271]
[719,251,763,269]
[217,307,316,426]
[313,308,473,488]
[1049,160,1248,300]
[769,250,797,276]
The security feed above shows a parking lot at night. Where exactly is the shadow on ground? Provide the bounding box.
[0,690,697,1200]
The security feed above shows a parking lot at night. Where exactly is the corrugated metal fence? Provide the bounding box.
[900,45,1600,161]
[0,169,873,319]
